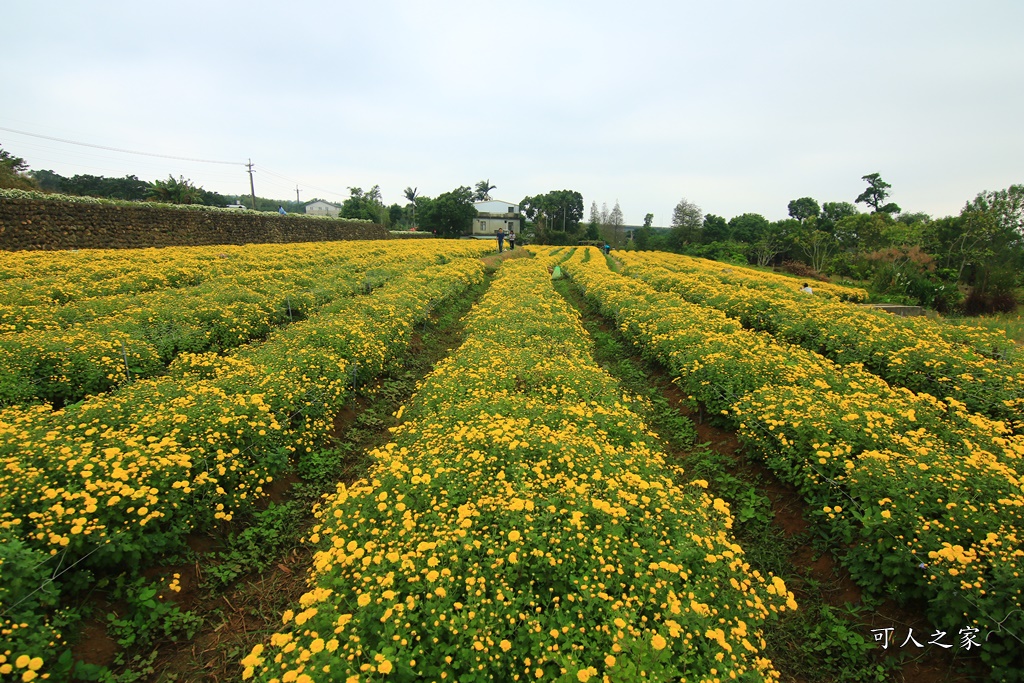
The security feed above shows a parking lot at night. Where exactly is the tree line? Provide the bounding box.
[5,146,1019,314]
[648,174,1023,314]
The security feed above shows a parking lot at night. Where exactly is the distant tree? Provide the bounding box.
[634,224,654,251]
[146,175,204,204]
[28,169,64,192]
[897,211,931,226]
[728,213,770,243]
[473,179,496,202]
[584,201,601,240]
[418,186,477,238]
[856,173,901,215]
[609,200,624,246]
[923,186,1024,293]
[388,203,404,228]
[787,197,820,222]
[965,185,1024,241]
[197,187,231,207]
[668,197,703,249]
[834,212,892,251]
[643,213,654,228]
[341,185,387,223]
[798,227,837,272]
[404,186,420,227]
[520,190,584,242]
[65,173,148,200]
[702,214,730,243]
[0,146,34,189]
[0,147,29,173]
[751,233,782,267]
[818,201,859,232]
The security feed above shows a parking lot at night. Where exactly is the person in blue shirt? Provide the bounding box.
[496,227,505,253]
[278,206,287,215]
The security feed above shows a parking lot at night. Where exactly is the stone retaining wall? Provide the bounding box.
[0,196,389,251]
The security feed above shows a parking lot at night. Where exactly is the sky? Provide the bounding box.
[2,1,1022,226]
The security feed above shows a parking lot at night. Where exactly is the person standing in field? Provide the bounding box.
[496,226,505,253]
[507,229,516,251]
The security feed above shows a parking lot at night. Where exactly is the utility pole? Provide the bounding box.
[295,185,301,204]
[246,159,257,210]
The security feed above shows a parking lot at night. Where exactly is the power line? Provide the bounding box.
[0,125,243,166]
[259,165,348,199]
[2,124,351,202]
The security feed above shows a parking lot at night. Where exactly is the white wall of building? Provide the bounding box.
[474,200,519,215]
[306,201,340,217]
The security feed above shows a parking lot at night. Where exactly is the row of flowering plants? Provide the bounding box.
[241,252,796,683]
[0,241,448,322]
[616,251,1024,433]
[625,250,1016,358]
[0,241,466,407]
[0,243,488,679]
[0,243,227,312]
[566,248,1024,679]
[626,251,869,302]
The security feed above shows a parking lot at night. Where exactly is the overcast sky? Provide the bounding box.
[2,1,1021,225]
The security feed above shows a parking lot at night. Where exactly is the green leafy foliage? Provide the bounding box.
[417,186,478,238]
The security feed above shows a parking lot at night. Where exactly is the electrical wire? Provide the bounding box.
[259,166,348,200]
[2,124,352,202]
[0,125,243,166]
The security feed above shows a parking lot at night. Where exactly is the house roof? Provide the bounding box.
[473,199,519,206]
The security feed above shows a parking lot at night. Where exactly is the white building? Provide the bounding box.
[472,199,520,237]
[305,200,341,217]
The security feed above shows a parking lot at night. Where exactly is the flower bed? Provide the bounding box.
[0,241,475,406]
[617,251,1024,432]
[242,252,795,682]
[567,247,1024,679]
[0,245,487,677]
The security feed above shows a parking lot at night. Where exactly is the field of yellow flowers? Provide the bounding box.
[3,239,1021,681]
[615,251,1024,432]
[0,239,490,680]
[0,242,469,407]
[242,252,795,682]
[565,247,1023,679]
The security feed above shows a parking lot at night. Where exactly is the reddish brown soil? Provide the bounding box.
[651,367,984,682]
[479,247,531,271]
[71,618,119,669]
[147,547,312,682]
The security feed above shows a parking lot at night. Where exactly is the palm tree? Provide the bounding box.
[473,179,496,202]
[146,175,204,205]
[404,186,419,228]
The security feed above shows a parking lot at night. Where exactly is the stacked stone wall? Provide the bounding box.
[0,197,388,251]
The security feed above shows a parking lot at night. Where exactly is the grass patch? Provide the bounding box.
[950,309,1024,345]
